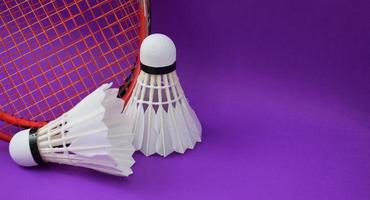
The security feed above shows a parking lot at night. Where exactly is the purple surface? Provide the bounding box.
[1,0,370,199]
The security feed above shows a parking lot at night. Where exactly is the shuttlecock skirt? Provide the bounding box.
[124,72,202,157]
[9,84,135,177]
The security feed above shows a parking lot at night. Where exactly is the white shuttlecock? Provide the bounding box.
[9,83,135,177]
[124,33,202,157]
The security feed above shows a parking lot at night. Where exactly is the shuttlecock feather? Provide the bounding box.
[9,83,135,177]
[124,34,202,157]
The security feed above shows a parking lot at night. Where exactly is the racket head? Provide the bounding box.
[0,0,150,135]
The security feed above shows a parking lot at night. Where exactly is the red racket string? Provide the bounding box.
[1,0,139,111]
[0,0,146,131]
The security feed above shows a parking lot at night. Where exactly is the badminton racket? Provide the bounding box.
[0,0,151,142]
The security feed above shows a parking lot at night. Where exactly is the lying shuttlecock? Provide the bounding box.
[9,83,135,177]
[124,33,202,157]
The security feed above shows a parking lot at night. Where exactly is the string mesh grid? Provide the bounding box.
[0,0,145,134]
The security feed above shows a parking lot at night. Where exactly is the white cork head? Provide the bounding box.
[140,33,176,68]
[9,129,38,167]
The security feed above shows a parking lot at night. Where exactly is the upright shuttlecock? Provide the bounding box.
[124,33,202,157]
[9,83,135,177]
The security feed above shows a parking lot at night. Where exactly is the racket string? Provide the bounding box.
[0,0,147,136]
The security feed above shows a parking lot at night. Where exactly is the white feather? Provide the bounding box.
[124,71,202,157]
[37,83,135,176]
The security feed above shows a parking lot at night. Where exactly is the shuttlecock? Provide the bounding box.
[9,83,135,177]
[124,33,202,157]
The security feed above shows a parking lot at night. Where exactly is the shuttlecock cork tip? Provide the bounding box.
[9,129,39,167]
[140,33,176,74]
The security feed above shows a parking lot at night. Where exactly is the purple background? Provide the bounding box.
[1,0,369,199]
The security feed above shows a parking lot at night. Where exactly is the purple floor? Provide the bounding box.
[0,1,369,199]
